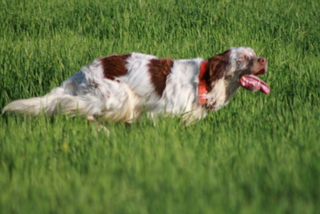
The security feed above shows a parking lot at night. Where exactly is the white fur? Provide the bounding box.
[3,47,259,124]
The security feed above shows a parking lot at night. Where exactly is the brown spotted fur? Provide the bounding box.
[147,58,174,97]
[100,54,131,80]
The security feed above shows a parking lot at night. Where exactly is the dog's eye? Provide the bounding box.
[239,55,249,60]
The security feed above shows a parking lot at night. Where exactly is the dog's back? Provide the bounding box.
[3,53,206,123]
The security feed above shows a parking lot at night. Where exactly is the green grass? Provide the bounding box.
[1,0,320,213]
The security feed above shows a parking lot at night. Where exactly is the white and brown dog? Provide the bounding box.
[3,47,270,124]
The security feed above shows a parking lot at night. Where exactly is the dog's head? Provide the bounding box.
[206,47,270,94]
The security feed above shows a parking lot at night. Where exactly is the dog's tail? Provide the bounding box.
[2,87,69,116]
[2,89,106,118]
[2,85,137,122]
[2,94,103,117]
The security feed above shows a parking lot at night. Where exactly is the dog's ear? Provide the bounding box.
[205,50,230,82]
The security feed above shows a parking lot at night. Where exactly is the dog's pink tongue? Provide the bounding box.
[240,75,270,94]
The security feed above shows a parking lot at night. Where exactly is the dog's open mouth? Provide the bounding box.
[239,72,270,94]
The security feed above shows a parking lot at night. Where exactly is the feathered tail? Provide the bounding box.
[2,85,139,122]
[2,87,68,116]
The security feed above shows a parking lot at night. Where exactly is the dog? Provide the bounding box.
[2,47,270,124]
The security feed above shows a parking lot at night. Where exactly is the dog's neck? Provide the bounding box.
[208,80,240,110]
[199,61,241,111]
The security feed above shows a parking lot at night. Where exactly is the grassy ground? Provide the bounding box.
[1,0,320,213]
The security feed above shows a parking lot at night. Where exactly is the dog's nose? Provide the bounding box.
[258,57,267,65]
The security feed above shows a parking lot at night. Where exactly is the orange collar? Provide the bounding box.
[198,61,208,106]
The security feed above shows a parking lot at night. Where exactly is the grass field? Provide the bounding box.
[1,0,320,213]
